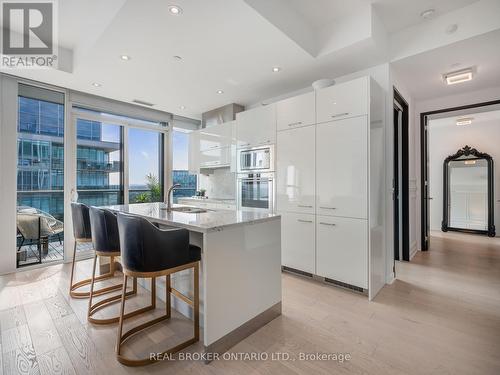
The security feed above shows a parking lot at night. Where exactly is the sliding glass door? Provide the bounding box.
[16,84,66,267]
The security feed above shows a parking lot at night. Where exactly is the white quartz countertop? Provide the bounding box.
[104,202,279,233]
[178,197,236,205]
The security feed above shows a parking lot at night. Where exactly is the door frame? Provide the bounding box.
[393,88,410,261]
[420,99,500,250]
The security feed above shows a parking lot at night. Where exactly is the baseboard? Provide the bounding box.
[410,241,417,260]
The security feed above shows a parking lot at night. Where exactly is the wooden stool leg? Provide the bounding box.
[116,274,128,356]
[151,277,156,309]
[69,241,78,294]
[166,274,171,318]
[87,253,98,320]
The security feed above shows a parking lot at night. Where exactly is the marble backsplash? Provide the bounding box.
[198,168,236,200]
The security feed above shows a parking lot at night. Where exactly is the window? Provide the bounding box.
[16,84,65,267]
[128,128,163,203]
[172,129,197,202]
[76,119,123,208]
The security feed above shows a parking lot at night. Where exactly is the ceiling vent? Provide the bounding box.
[132,99,154,107]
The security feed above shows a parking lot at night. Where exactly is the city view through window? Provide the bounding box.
[16,86,197,267]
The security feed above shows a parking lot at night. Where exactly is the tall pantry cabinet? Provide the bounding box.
[276,76,385,300]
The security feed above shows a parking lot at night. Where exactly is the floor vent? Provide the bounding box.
[324,278,365,293]
[282,266,313,278]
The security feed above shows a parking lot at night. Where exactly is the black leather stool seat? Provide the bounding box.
[115,212,201,366]
[69,203,95,298]
[87,207,142,325]
[89,207,120,253]
[117,212,201,273]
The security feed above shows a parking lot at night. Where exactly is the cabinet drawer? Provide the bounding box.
[280,212,315,274]
[316,216,367,288]
[316,77,368,124]
[316,116,367,219]
[277,92,315,131]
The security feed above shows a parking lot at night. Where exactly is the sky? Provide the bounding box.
[104,126,189,186]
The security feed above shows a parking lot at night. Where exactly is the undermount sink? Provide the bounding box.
[170,206,207,213]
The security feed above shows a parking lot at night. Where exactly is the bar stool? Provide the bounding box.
[115,212,201,367]
[88,207,156,325]
[69,203,121,298]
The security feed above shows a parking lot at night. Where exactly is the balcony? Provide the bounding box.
[76,160,122,172]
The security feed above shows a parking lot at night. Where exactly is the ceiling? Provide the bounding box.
[391,29,500,100]
[0,0,496,119]
[429,109,500,128]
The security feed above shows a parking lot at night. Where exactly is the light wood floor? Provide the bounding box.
[1,232,499,374]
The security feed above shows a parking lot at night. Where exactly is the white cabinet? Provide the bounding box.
[316,77,368,124]
[276,92,315,131]
[316,116,367,219]
[236,104,276,148]
[188,130,200,174]
[199,121,235,151]
[316,215,368,289]
[199,146,232,168]
[276,125,315,214]
[281,212,316,274]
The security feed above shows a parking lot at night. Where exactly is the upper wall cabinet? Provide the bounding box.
[236,104,276,148]
[276,92,315,131]
[316,77,368,124]
[199,121,235,151]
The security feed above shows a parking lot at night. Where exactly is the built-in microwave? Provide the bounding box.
[237,145,275,173]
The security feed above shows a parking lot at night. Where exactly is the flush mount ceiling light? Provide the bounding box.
[120,55,131,61]
[216,89,224,94]
[272,66,281,73]
[92,82,102,87]
[168,5,183,15]
[456,117,473,126]
[443,68,473,85]
[420,8,435,19]
[179,105,186,110]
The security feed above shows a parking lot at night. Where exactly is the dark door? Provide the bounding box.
[393,106,402,262]
[421,115,430,251]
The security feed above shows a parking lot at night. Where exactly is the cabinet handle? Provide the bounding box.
[331,112,349,118]
[319,206,336,210]
[288,121,303,127]
[319,222,336,226]
[297,219,313,223]
[298,204,313,208]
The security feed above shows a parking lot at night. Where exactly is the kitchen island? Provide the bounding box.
[105,202,282,356]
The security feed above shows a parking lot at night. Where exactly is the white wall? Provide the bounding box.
[0,76,18,274]
[413,85,500,250]
[428,118,500,235]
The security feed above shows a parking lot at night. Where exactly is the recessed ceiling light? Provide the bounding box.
[272,66,281,72]
[173,55,182,61]
[168,5,182,15]
[446,24,458,34]
[216,90,224,94]
[92,82,101,87]
[444,68,473,85]
[456,117,473,126]
[120,55,131,61]
[420,8,435,19]
[179,105,186,110]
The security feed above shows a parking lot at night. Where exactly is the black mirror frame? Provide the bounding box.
[442,145,495,237]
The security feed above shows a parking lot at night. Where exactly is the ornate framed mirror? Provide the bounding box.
[442,145,495,237]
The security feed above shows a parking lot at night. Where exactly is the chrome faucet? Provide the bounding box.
[166,183,181,211]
